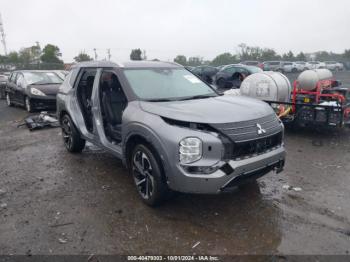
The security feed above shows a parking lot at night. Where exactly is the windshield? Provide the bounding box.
[23,72,64,85]
[248,66,262,73]
[123,68,216,101]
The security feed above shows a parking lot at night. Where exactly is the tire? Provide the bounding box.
[25,96,34,113]
[216,78,226,89]
[130,144,169,206]
[6,93,13,107]
[61,114,86,153]
[292,68,298,73]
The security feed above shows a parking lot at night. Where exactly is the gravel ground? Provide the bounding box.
[0,72,350,256]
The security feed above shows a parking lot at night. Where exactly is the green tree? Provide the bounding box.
[74,51,93,62]
[40,44,63,64]
[187,56,203,66]
[174,55,187,65]
[296,52,307,61]
[130,49,142,60]
[211,52,237,66]
[260,48,280,61]
[19,48,33,65]
[282,51,295,61]
[342,49,350,60]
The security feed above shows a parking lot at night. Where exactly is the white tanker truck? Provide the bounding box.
[225,69,350,128]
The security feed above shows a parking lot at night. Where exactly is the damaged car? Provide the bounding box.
[6,70,63,112]
[57,61,285,206]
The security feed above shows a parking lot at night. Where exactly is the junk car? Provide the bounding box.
[5,70,63,112]
[57,61,285,206]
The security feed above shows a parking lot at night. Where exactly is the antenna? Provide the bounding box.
[0,13,7,55]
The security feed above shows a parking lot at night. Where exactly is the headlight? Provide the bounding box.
[179,137,202,164]
[30,88,46,96]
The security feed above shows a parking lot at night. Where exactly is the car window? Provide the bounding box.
[123,68,216,101]
[223,67,237,74]
[23,72,63,85]
[284,62,292,65]
[69,68,79,87]
[16,74,25,87]
[10,72,17,83]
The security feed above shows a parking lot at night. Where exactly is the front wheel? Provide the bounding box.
[131,144,169,206]
[61,114,86,153]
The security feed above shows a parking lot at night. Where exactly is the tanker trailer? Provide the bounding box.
[234,69,350,128]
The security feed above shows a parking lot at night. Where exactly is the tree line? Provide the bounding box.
[2,43,350,69]
[173,43,350,67]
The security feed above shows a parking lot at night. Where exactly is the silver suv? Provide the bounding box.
[57,61,285,206]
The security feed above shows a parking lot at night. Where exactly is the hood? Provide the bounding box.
[140,95,274,124]
[28,83,61,96]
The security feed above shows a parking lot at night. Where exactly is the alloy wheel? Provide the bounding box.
[132,150,154,200]
[61,117,73,150]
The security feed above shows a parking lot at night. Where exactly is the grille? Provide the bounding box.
[231,132,282,160]
[210,114,282,142]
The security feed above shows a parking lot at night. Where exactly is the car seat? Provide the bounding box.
[101,74,127,141]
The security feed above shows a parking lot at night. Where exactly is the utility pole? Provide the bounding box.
[0,13,7,55]
[107,49,111,61]
[93,48,98,60]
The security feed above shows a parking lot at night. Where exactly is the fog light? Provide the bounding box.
[179,137,202,164]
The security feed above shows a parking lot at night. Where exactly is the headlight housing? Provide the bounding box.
[179,137,202,164]
[30,88,46,96]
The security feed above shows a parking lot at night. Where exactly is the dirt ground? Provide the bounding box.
[0,72,350,256]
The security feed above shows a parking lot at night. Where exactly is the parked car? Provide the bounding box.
[54,70,69,80]
[240,61,262,68]
[305,61,325,70]
[214,64,263,88]
[57,61,285,206]
[278,62,297,73]
[0,74,8,99]
[261,61,283,71]
[190,66,219,84]
[294,61,308,71]
[324,61,344,71]
[5,70,63,112]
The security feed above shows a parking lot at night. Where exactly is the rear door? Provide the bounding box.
[14,73,26,104]
[6,72,18,101]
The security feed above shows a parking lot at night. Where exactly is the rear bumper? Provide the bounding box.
[168,146,286,194]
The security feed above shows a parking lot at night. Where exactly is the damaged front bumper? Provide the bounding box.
[169,146,285,194]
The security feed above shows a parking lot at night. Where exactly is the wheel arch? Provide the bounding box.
[123,131,170,183]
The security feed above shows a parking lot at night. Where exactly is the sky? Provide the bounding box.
[0,0,350,62]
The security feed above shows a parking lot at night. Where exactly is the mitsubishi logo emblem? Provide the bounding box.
[256,123,266,135]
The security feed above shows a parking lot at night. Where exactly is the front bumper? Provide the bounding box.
[168,146,285,194]
[30,95,57,111]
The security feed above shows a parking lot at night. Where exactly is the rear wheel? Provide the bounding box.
[130,144,169,206]
[6,93,13,107]
[61,114,86,153]
[25,97,34,112]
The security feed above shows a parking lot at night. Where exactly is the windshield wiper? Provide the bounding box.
[29,82,62,85]
[144,98,176,102]
[180,94,217,101]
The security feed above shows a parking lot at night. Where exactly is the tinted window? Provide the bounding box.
[123,68,216,101]
[223,67,237,74]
